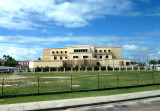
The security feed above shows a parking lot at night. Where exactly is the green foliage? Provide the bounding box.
[38,57,41,61]
[74,65,79,70]
[93,65,99,70]
[50,67,56,71]
[59,66,64,71]
[64,64,72,70]
[149,60,157,64]
[35,66,41,72]
[101,66,106,70]
[108,65,112,70]
[4,60,18,67]
[0,61,2,66]
[80,64,86,70]
[43,66,49,72]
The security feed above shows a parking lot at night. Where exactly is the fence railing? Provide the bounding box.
[0,72,160,98]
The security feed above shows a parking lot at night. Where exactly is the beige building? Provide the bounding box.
[34,45,130,68]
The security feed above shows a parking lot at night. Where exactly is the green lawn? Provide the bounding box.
[0,71,159,95]
[0,85,160,105]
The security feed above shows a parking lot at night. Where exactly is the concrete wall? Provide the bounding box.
[29,61,63,68]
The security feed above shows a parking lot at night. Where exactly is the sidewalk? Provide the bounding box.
[1,90,160,111]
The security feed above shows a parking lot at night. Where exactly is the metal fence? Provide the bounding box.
[0,72,160,98]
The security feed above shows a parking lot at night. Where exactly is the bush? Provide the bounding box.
[35,66,41,72]
[74,65,79,70]
[94,65,99,70]
[80,64,86,70]
[43,66,49,72]
[101,66,106,70]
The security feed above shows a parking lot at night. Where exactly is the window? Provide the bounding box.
[65,51,67,53]
[52,51,54,54]
[104,50,106,52]
[106,55,108,58]
[83,56,88,58]
[60,57,62,60]
[54,57,57,60]
[108,50,111,52]
[65,57,67,59]
[73,56,78,59]
[100,56,102,59]
[95,50,97,52]
[74,49,88,52]
[95,56,97,58]
[56,51,58,53]
[61,51,63,53]
[99,50,101,52]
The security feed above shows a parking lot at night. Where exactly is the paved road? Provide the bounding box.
[63,97,160,111]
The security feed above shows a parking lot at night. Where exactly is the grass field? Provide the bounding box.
[0,71,160,95]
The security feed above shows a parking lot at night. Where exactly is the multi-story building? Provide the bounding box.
[30,45,130,68]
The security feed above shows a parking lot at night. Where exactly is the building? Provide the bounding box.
[29,45,130,68]
[19,61,29,69]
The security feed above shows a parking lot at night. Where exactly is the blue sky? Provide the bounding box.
[0,0,160,61]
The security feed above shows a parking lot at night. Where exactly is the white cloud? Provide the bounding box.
[123,44,149,52]
[0,0,138,29]
[0,43,42,61]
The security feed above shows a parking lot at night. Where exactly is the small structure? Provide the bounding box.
[19,61,29,69]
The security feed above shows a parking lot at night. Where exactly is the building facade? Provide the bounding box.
[37,45,130,68]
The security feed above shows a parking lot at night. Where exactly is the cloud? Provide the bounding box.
[0,43,42,61]
[0,0,139,29]
[123,44,149,52]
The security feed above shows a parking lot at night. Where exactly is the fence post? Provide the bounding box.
[136,73,138,85]
[2,77,4,96]
[98,74,99,89]
[71,75,72,91]
[152,72,155,84]
[38,77,40,94]
[117,74,119,87]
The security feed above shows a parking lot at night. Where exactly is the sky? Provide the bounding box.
[0,0,160,62]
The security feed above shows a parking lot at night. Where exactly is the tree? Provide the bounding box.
[2,55,18,67]
[149,60,157,64]
[38,57,41,61]
[0,61,2,66]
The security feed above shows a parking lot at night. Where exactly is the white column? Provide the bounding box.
[92,66,94,72]
[99,66,101,72]
[106,66,108,71]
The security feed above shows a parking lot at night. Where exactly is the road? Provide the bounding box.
[61,97,160,111]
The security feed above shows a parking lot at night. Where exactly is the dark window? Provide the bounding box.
[56,51,58,53]
[61,51,63,53]
[95,56,97,58]
[74,49,88,52]
[54,57,57,60]
[52,51,54,54]
[73,56,78,59]
[83,56,88,58]
[95,50,97,52]
[104,50,106,52]
[60,57,62,60]
[100,56,102,59]
[106,55,108,58]
[65,51,67,53]
[108,50,111,52]
[65,57,67,59]
[99,50,101,52]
